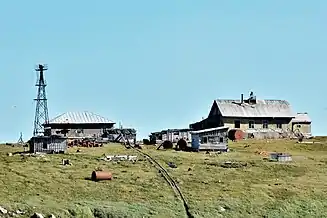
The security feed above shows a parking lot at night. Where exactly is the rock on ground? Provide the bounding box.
[0,206,7,214]
[31,212,44,218]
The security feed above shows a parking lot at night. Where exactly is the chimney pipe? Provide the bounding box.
[241,94,244,104]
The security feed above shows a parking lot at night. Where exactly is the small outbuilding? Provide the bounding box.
[191,126,229,151]
[29,135,68,153]
[291,113,312,138]
[149,128,191,144]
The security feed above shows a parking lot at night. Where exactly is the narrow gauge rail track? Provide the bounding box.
[128,144,193,218]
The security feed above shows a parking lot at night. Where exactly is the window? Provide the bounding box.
[201,137,208,143]
[234,120,241,128]
[219,137,224,143]
[43,142,47,149]
[276,123,282,129]
[249,121,255,129]
[262,120,268,129]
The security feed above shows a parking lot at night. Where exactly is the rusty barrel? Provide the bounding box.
[91,171,112,181]
[177,138,187,150]
[228,129,244,141]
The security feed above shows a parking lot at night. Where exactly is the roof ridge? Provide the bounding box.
[49,112,67,122]
[215,99,289,101]
[214,99,294,118]
[84,111,109,120]
[48,111,115,124]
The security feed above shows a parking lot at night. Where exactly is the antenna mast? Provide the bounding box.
[33,64,49,136]
[17,132,24,145]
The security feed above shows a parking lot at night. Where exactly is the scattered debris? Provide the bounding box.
[219,206,226,212]
[16,209,24,215]
[91,171,112,181]
[297,141,321,144]
[101,154,137,162]
[255,150,269,156]
[188,168,192,171]
[220,161,248,168]
[7,152,13,156]
[167,162,177,168]
[31,212,44,218]
[20,152,46,158]
[269,153,292,162]
[244,144,250,148]
[157,140,173,150]
[134,144,143,149]
[0,206,7,214]
[68,138,103,147]
[62,159,71,165]
[49,214,55,218]
[205,151,222,155]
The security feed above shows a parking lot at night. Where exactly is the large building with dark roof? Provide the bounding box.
[190,92,312,138]
[44,111,116,138]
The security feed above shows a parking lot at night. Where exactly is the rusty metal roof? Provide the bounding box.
[215,99,295,118]
[49,111,115,124]
[291,113,311,123]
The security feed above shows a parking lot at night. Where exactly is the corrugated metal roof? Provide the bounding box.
[191,126,229,134]
[49,111,115,124]
[215,99,295,118]
[291,113,311,123]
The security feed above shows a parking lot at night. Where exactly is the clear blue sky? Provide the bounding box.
[0,0,326,142]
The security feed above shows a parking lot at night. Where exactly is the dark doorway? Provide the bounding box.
[234,120,241,128]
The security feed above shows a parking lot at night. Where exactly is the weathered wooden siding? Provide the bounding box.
[191,127,229,151]
[51,128,103,138]
[30,137,67,153]
[222,118,291,131]
[161,131,191,143]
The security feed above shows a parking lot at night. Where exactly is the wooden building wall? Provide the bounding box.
[30,137,67,153]
[51,128,103,138]
[222,117,292,131]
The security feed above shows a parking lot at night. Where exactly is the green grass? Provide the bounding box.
[1,138,327,217]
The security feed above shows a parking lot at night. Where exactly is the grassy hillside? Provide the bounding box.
[1,138,327,217]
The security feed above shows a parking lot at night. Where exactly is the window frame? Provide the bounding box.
[249,120,255,129]
[276,122,282,129]
[234,120,241,128]
[262,120,268,129]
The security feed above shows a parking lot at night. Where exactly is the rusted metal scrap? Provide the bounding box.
[101,155,137,162]
[157,140,173,150]
[176,138,188,151]
[68,139,103,147]
[62,159,71,165]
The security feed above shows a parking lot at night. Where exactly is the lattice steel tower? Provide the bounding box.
[33,64,49,136]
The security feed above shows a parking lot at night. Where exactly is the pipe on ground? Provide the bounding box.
[91,171,112,181]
